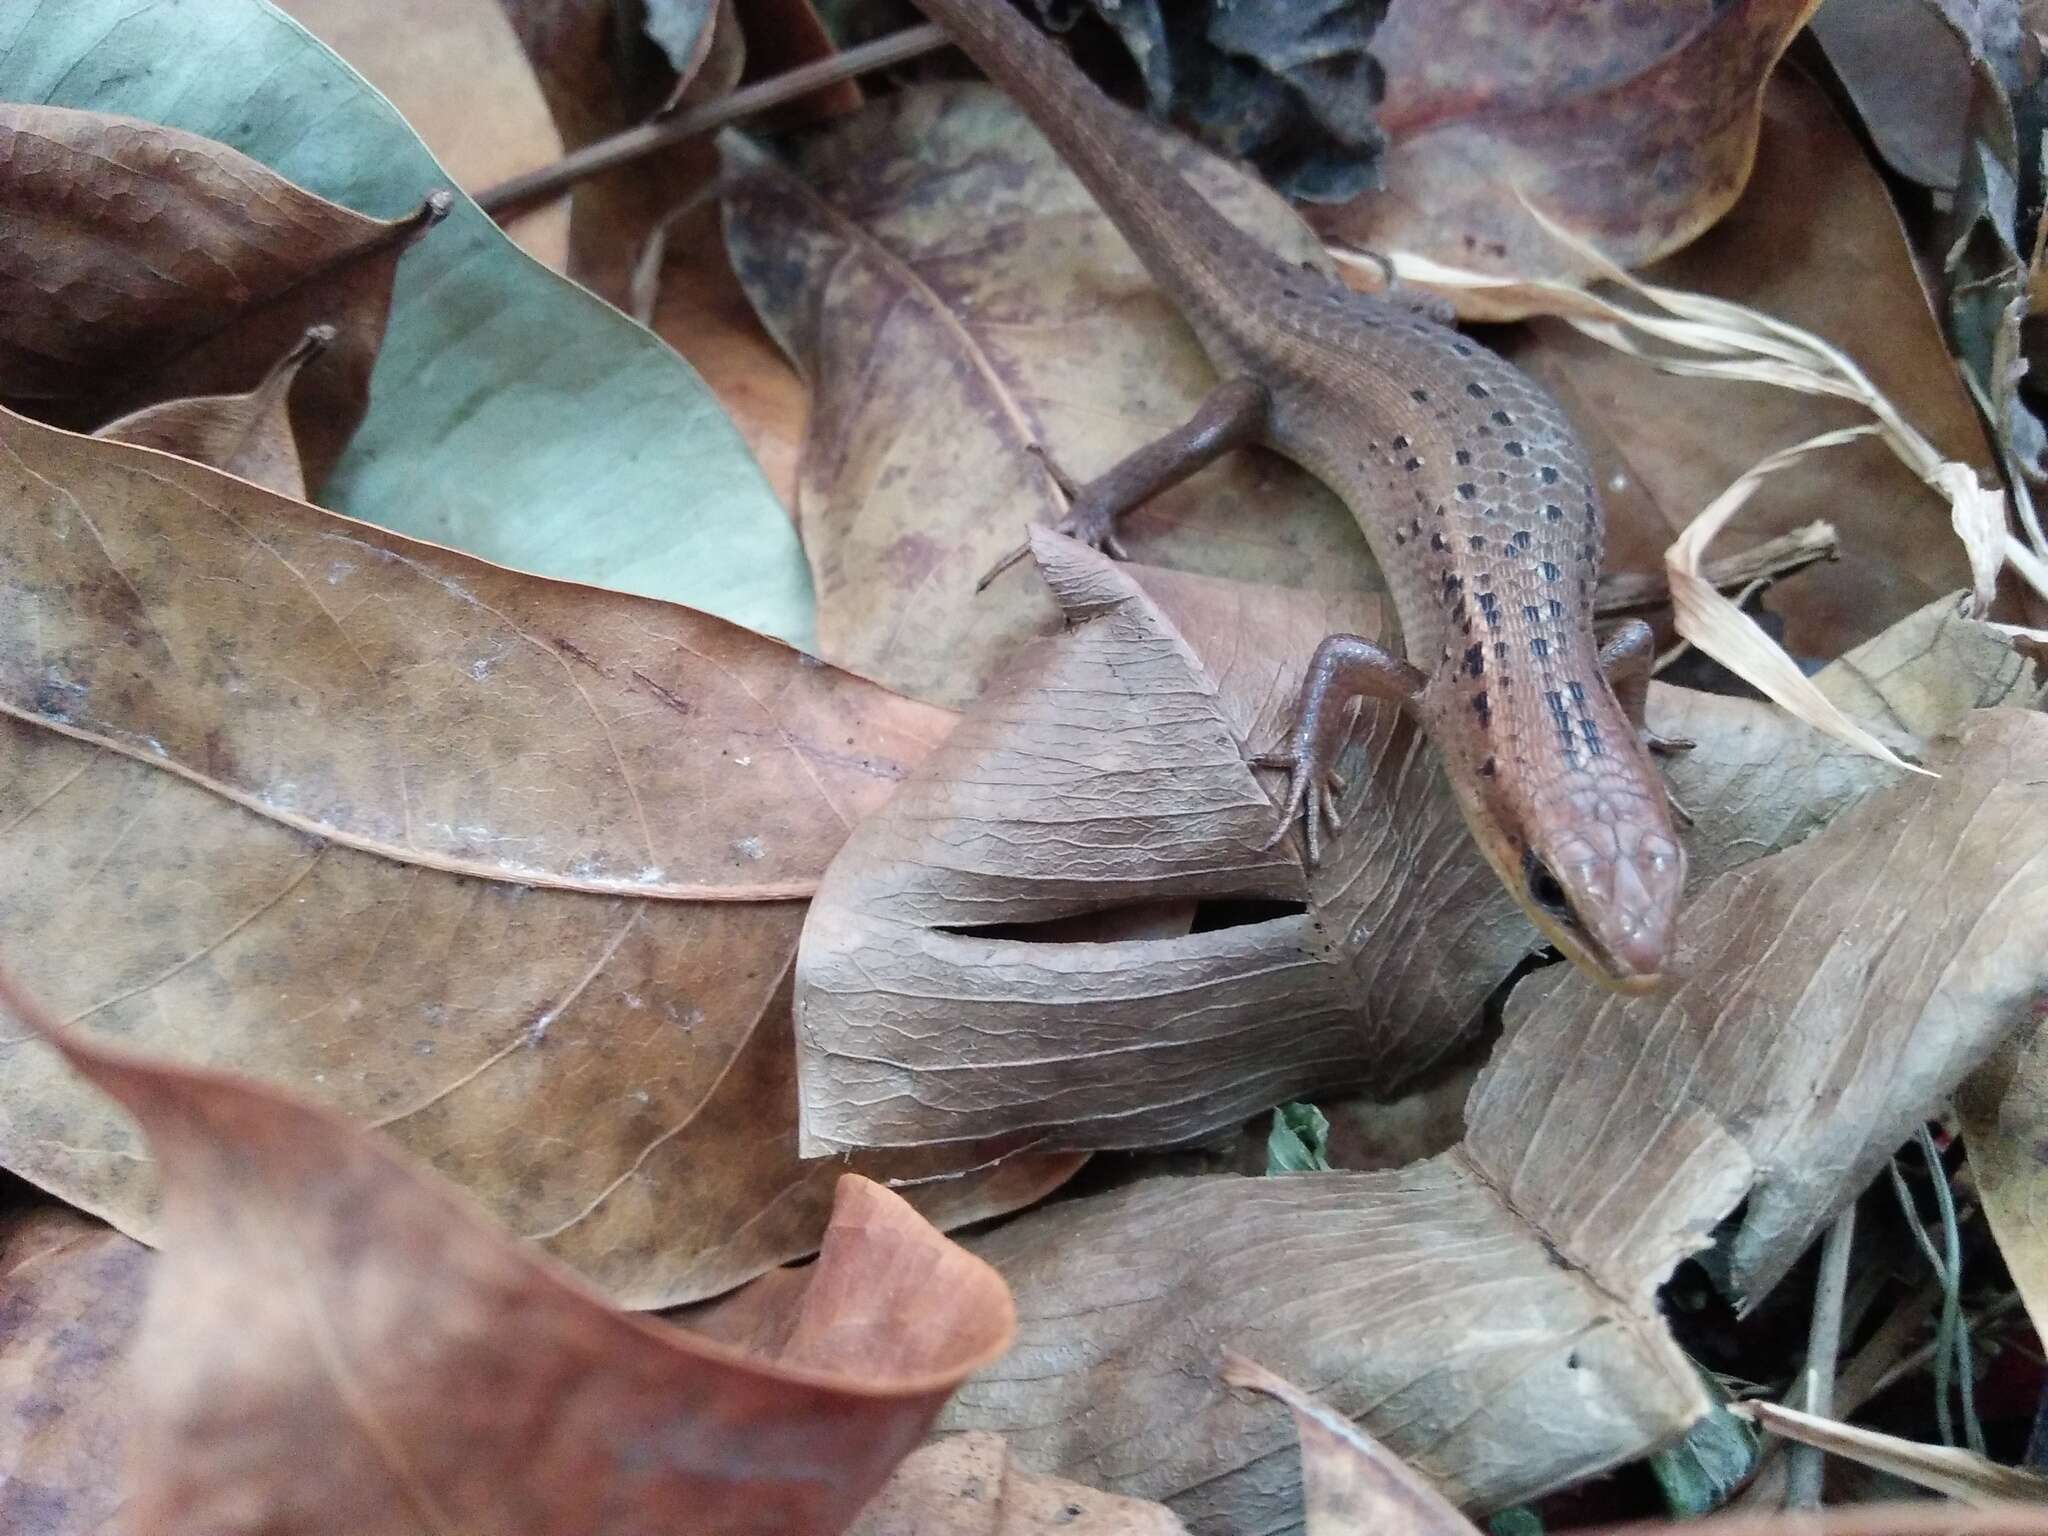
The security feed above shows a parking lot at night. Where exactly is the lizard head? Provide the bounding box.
[1460,754,1687,992]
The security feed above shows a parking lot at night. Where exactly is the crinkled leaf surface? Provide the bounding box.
[0,0,813,644]
[1313,0,1821,306]
[1,997,1016,1536]
[796,536,2036,1159]
[938,709,2048,1532]
[1224,1358,1481,1536]
[794,534,1533,1155]
[721,83,1367,706]
[0,411,1078,1306]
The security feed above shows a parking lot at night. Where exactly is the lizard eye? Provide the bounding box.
[1522,849,1575,923]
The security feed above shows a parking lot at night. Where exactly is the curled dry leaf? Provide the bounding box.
[1739,1402,2048,1506]
[0,977,1017,1536]
[0,410,1079,1306]
[0,103,433,492]
[1656,591,2042,884]
[0,1204,147,1536]
[1506,72,1986,663]
[796,534,2035,1160]
[1223,1356,1481,1536]
[720,84,1367,707]
[794,533,1536,1156]
[938,709,2048,1530]
[93,324,334,500]
[1310,0,1820,314]
[847,1433,1190,1536]
[5,0,812,642]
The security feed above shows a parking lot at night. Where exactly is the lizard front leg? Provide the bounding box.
[1255,635,1428,865]
[1598,618,1695,755]
[983,377,1270,587]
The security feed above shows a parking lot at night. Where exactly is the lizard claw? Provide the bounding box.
[1644,730,1696,756]
[1253,740,1344,866]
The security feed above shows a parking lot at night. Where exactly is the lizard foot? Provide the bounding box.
[1252,732,1353,867]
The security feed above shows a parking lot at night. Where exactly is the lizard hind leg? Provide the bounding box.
[1255,634,1427,866]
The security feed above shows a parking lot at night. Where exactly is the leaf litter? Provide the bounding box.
[7,1,2048,1533]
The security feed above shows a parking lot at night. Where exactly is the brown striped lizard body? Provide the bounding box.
[916,0,1687,988]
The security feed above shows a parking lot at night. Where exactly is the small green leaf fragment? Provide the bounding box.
[1266,1101,1333,1174]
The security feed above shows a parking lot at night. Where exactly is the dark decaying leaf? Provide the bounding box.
[92,324,334,500]
[1311,0,1821,307]
[0,103,434,492]
[1808,0,1976,190]
[720,84,1367,708]
[1035,0,1388,201]
[934,708,2048,1531]
[0,976,1018,1536]
[0,407,1080,1308]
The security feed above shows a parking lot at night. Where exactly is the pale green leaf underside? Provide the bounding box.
[0,0,815,648]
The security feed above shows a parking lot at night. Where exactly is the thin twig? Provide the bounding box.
[478,25,951,217]
[1786,1207,1856,1510]
[1594,520,1838,614]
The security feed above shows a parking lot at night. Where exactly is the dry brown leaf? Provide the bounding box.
[92,324,332,499]
[1508,72,1987,664]
[1657,591,2042,885]
[0,1204,146,1535]
[273,0,570,269]
[1309,0,1819,313]
[0,104,436,492]
[0,405,930,898]
[720,84,1369,708]
[1740,1403,2048,1506]
[793,533,1535,1156]
[1224,1357,1481,1536]
[1958,997,2048,1343]
[796,538,2036,1160]
[938,708,2048,1529]
[0,409,1080,1305]
[847,1433,1190,1535]
[0,977,1016,1536]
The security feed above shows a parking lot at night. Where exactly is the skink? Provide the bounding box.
[914,0,1687,989]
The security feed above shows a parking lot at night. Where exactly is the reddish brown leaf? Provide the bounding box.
[93,325,332,499]
[0,975,1017,1536]
[0,105,436,490]
[1312,0,1821,308]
